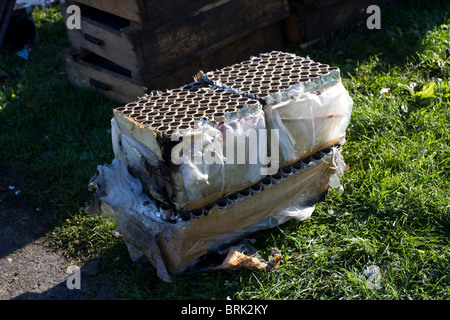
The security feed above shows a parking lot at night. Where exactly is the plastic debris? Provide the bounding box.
[16,45,30,60]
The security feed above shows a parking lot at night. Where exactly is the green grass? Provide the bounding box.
[1,0,449,300]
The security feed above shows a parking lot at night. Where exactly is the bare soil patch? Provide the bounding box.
[0,165,115,300]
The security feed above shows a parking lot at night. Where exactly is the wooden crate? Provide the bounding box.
[61,0,289,85]
[143,22,285,91]
[63,22,284,103]
[283,0,403,45]
[62,47,148,104]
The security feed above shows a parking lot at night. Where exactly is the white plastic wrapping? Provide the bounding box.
[264,81,353,164]
[111,118,164,203]
[173,104,269,203]
[89,158,173,281]
[200,53,353,167]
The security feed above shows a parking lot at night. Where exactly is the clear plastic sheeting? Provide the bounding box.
[264,81,353,165]
[89,159,171,281]
[88,158,159,224]
[174,104,267,206]
[89,145,346,282]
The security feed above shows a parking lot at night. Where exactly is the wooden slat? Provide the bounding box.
[140,0,218,30]
[303,0,341,8]
[72,0,217,29]
[72,0,146,25]
[62,47,148,104]
[62,0,289,83]
[134,0,289,79]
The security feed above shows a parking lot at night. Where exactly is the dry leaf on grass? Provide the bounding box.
[214,247,282,271]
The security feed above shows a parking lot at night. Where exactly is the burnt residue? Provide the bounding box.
[142,157,178,204]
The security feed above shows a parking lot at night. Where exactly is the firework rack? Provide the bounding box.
[90,50,353,281]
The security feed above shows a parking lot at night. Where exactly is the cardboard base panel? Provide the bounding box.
[90,145,345,281]
[159,153,337,275]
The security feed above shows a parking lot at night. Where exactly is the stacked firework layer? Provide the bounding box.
[96,51,352,278]
[202,51,352,165]
[111,82,266,212]
[203,51,339,102]
[112,51,352,212]
[113,83,260,141]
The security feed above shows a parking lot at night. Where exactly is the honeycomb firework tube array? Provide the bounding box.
[111,50,352,211]
[202,51,341,105]
[113,82,260,141]
[112,82,266,211]
[200,51,353,165]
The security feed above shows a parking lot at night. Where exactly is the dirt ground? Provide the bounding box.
[0,165,116,300]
